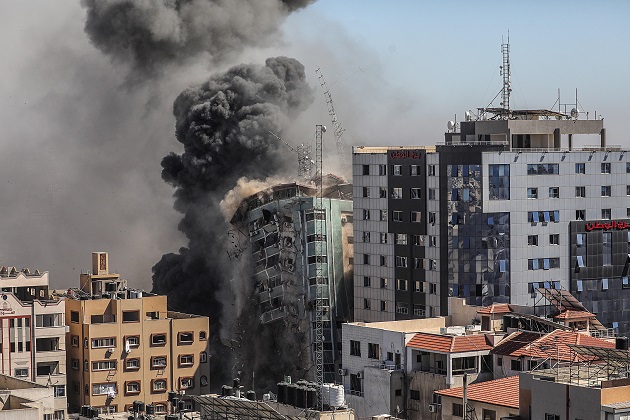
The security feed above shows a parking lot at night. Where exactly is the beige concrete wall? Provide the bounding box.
[408,371,448,420]
[602,382,630,405]
[438,396,516,420]
[448,298,480,327]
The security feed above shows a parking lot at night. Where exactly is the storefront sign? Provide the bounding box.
[585,221,630,231]
[389,150,423,159]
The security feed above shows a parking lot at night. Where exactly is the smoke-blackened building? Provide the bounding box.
[353,109,630,334]
[230,176,353,383]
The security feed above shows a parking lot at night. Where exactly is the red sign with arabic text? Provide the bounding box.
[585,220,630,231]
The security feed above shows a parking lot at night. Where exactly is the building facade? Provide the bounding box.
[230,178,354,383]
[64,252,210,415]
[353,109,630,333]
[0,266,67,419]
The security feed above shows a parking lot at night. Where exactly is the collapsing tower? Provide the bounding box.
[230,176,354,385]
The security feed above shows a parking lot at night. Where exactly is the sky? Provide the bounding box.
[0,1,628,290]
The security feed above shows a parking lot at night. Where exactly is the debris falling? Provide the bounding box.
[81,0,316,80]
[152,57,314,385]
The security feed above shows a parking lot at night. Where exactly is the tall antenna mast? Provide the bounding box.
[315,67,346,159]
[500,32,512,118]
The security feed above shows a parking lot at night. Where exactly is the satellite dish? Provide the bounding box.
[321,125,327,133]
[447,121,455,131]
[570,108,579,119]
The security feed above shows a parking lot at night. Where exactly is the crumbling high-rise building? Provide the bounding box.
[230,175,353,383]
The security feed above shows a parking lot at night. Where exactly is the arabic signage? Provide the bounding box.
[389,150,423,159]
[585,220,630,231]
[0,294,14,315]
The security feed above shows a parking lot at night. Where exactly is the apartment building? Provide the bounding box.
[64,252,210,415]
[0,266,66,420]
[353,108,630,334]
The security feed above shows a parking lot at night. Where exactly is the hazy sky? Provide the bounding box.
[1,1,628,290]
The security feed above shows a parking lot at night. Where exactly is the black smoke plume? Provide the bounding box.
[81,0,316,80]
[152,57,313,386]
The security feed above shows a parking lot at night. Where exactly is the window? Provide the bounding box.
[179,377,194,390]
[393,165,402,175]
[429,236,437,247]
[122,311,140,322]
[602,208,612,220]
[452,403,464,417]
[410,165,420,175]
[15,368,28,377]
[362,231,370,242]
[380,278,388,289]
[545,414,559,420]
[151,334,167,346]
[396,303,408,314]
[511,359,522,371]
[428,189,436,200]
[601,162,611,174]
[350,374,362,394]
[200,331,207,340]
[623,277,630,290]
[429,259,437,270]
[92,383,117,396]
[488,164,510,200]
[527,187,538,199]
[380,232,388,244]
[395,256,408,268]
[178,332,194,344]
[429,283,437,294]
[528,235,538,246]
[575,186,586,197]
[410,390,420,400]
[367,343,380,359]
[350,340,361,356]
[603,232,612,266]
[380,301,387,311]
[414,258,423,269]
[362,187,370,197]
[363,209,370,220]
[414,281,423,292]
[363,298,371,309]
[413,235,423,246]
[395,234,407,245]
[200,351,208,363]
[482,408,496,420]
[428,164,436,176]
[393,211,402,222]
[152,379,167,393]
[391,187,402,199]
[451,212,460,225]
[379,187,387,198]
[362,165,370,175]
[380,255,387,266]
[71,358,79,370]
[71,335,79,347]
[70,311,79,323]
[125,359,140,370]
[92,361,116,371]
[601,186,611,197]
[549,187,559,198]
[54,385,65,398]
[151,356,167,369]
[411,211,422,222]
[363,254,370,265]
[380,210,387,221]
[125,381,140,395]
[363,276,371,287]
[200,376,209,387]
[379,164,386,175]
[549,234,560,245]
[179,354,194,367]
[396,279,408,291]
[575,163,585,174]
[576,209,586,220]
[602,278,609,291]
[527,163,559,174]
[410,188,421,199]
[427,212,436,225]
[92,338,115,348]
[627,185,630,196]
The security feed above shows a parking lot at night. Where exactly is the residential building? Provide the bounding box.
[64,252,210,415]
[435,375,519,420]
[0,374,58,420]
[230,177,353,382]
[0,266,67,419]
[353,107,630,334]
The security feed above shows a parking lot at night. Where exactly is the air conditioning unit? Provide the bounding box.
[125,341,131,354]
[107,348,115,354]
[356,371,363,379]
[338,368,348,376]
[428,404,439,413]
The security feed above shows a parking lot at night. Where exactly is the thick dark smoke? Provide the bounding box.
[81,0,315,80]
[152,57,314,386]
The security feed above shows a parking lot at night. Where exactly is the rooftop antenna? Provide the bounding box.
[499,31,512,119]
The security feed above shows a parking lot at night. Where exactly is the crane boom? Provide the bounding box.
[315,67,346,159]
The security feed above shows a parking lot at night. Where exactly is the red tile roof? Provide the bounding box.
[477,303,513,315]
[436,376,519,409]
[492,329,614,362]
[553,309,596,320]
[407,332,494,354]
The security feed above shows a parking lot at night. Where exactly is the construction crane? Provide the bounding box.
[315,67,346,159]
[268,131,313,179]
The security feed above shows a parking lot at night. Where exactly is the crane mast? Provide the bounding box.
[315,67,346,159]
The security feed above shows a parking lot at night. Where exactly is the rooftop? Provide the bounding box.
[436,375,519,409]
[407,332,494,354]
[477,303,513,315]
